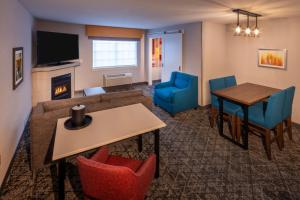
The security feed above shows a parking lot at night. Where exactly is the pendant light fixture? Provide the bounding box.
[253,16,260,36]
[235,11,241,35]
[245,15,251,36]
[232,9,262,37]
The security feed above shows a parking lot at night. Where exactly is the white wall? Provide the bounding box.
[36,20,146,91]
[0,0,33,186]
[226,17,300,123]
[148,22,202,104]
[202,22,231,105]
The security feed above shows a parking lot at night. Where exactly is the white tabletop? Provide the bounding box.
[52,103,166,161]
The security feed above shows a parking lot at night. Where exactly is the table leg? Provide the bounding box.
[58,159,66,200]
[138,135,143,152]
[218,97,224,136]
[242,106,249,150]
[154,129,160,178]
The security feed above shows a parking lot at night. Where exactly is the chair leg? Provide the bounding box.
[264,130,272,160]
[209,107,218,128]
[275,123,284,150]
[236,117,241,142]
[286,117,293,140]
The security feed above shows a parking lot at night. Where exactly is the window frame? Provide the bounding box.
[92,39,140,70]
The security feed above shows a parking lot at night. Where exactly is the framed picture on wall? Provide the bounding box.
[13,47,24,90]
[258,49,287,70]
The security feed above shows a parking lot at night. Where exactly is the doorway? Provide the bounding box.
[147,31,183,85]
[151,37,163,82]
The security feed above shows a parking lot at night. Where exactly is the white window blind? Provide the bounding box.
[93,40,138,68]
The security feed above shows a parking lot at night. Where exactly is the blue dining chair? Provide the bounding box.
[236,89,286,160]
[282,86,295,141]
[209,76,241,138]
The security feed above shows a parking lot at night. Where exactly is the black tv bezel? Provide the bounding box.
[36,31,79,65]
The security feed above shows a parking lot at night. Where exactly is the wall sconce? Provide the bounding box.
[233,9,261,37]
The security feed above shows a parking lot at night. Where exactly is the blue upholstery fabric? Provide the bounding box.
[209,75,240,114]
[237,90,286,129]
[282,86,295,119]
[224,76,237,88]
[153,72,198,115]
[237,102,265,127]
[154,87,181,103]
[209,77,226,108]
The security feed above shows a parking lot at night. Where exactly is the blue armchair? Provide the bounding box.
[153,72,198,116]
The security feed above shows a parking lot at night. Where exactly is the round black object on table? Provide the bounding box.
[64,115,93,130]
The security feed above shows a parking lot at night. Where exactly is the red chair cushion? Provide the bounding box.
[106,155,144,172]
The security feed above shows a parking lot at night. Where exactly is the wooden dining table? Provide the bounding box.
[212,83,280,149]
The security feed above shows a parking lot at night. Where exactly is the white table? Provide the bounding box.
[52,103,166,200]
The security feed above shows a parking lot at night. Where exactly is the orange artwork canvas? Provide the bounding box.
[258,49,287,69]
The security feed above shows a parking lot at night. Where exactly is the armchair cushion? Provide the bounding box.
[174,73,190,89]
[155,87,181,102]
[106,156,143,172]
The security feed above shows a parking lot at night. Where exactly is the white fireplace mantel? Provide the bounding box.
[32,62,80,106]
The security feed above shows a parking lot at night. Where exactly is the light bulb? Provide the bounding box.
[253,28,260,36]
[235,25,241,34]
[245,27,251,35]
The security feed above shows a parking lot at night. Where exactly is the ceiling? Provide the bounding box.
[19,0,300,29]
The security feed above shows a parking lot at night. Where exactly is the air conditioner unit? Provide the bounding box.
[103,73,133,87]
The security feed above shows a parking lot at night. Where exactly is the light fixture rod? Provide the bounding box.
[232,9,262,17]
[247,15,249,27]
[255,16,258,28]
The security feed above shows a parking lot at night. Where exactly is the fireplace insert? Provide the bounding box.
[51,73,71,100]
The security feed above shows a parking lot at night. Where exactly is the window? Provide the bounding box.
[92,40,138,68]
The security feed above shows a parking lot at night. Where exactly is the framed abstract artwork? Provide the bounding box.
[13,47,24,90]
[258,49,287,70]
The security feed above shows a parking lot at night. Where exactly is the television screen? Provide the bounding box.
[37,31,79,65]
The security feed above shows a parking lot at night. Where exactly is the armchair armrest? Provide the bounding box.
[91,147,109,163]
[136,154,156,192]
[154,81,173,89]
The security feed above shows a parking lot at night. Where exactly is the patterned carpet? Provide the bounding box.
[1,84,300,200]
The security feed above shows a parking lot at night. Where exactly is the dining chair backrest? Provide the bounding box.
[264,90,286,129]
[282,86,296,119]
[224,76,237,88]
[209,77,226,107]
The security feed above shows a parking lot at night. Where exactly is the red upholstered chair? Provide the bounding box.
[76,147,156,200]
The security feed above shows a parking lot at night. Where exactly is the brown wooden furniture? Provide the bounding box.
[212,83,280,149]
[284,116,293,140]
[236,117,284,159]
[209,107,237,139]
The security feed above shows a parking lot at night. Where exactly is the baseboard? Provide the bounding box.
[0,111,31,195]
[293,122,300,128]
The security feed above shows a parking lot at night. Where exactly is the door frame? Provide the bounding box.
[147,33,163,86]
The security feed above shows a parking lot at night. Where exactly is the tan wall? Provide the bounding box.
[148,22,202,104]
[36,20,146,91]
[0,0,33,186]
[226,17,300,123]
[202,22,231,105]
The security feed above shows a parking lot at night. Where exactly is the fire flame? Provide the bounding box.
[55,85,67,96]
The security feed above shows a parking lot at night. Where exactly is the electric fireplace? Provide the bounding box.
[51,73,71,100]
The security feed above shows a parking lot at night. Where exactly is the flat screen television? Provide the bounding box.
[37,31,79,65]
